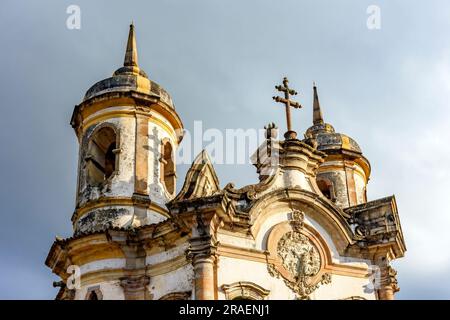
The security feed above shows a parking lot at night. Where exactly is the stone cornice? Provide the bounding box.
[45,219,188,278]
[71,196,169,225]
[345,195,406,259]
[71,90,184,143]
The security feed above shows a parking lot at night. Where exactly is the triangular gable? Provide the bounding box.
[172,150,220,201]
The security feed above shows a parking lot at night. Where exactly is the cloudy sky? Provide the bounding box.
[1,0,449,299]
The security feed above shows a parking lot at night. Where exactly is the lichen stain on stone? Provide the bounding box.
[75,208,130,235]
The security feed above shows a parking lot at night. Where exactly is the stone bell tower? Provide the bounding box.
[70,24,183,235]
[305,84,370,208]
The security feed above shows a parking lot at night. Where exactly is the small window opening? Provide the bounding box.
[317,179,335,201]
[86,127,117,186]
[160,141,175,194]
[87,291,98,300]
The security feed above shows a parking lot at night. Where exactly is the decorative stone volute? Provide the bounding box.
[279,139,326,174]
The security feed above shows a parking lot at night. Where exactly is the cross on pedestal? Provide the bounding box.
[273,77,302,139]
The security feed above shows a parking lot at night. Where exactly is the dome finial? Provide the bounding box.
[313,82,324,125]
[124,23,138,67]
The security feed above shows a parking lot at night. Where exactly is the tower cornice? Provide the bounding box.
[71,91,184,143]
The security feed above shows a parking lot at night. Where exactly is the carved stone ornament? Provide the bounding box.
[387,266,400,293]
[278,232,321,278]
[267,212,331,299]
[290,210,305,232]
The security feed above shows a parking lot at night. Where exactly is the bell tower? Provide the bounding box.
[70,24,184,235]
[305,84,370,208]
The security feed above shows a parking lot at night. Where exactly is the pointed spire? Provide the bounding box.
[313,82,324,125]
[124,23,138,67]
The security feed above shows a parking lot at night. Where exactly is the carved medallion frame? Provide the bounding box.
[265,211,332,299]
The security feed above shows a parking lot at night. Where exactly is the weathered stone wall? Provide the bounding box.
[146,111,178,207]
[316,158,369,208]
[73,108,181,233]
[72,243,193,300]
[77,116,136,207]
[312,274,376,300]
[75,280,125,300]
[274,169,315,192]
[149,264,194,300]
[353,169,367,205]
[74,206,133,234]
[317,170,349,207]
[217,256,297,299]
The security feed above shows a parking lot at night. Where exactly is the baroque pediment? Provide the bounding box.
[172,150,221,201]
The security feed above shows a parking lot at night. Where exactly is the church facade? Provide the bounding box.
[45,25,406,300]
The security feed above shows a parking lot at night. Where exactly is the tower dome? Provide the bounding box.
[83,25,174,109]
[305,85,362,155]
[305,84,370,208]
[306,125,362,155]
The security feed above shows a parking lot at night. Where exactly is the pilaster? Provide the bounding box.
[374,254,399,300]
[186,213,221,300]
[120,275,151,300]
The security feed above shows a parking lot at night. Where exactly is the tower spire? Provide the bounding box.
[313,82,324,125]
[124,23,138,67]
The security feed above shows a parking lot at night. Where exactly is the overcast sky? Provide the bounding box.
[1,0,449,299]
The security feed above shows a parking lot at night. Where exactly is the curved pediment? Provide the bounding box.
[249,188,355,256]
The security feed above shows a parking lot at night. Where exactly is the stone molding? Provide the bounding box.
[221,282,270,300]
[159,291,192,300]
[85,285,103,300]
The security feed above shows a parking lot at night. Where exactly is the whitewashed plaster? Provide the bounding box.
[146,243,189,265]
[76,280,125,300]
[218,256,375,300]
[80,258,126,274]
[149,264,194,300]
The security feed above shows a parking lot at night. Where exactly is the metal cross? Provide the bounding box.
[273,77,302,139]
